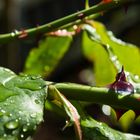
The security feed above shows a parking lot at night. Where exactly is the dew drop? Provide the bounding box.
[30,76,38,80]
[11,32,15,37]
[18,111,22,114]
[1,109,6,114]
[21,134,24,138]
[23,125,28,132]
[5,120,19,130]
[18,117,21,120]
[3,134,7,137]
[9,113,12,117]
[30,113,36,118]
[111,56,117,61]
[27,122,30,126]
[35,99,40,104]
[12,130,18,135]
[10,100,14,103]
[4,102,8,106]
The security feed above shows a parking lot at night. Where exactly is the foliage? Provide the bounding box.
[0,67,46,139]
[24,36,72,77]
[0,0,140,140]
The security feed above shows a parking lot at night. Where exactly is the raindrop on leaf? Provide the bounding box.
[30,113,36,118]
[23,125,28,132]
[20,134,24,138]
[5,120,19,130]
[35,99,40,104]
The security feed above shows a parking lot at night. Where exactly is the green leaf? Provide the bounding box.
[118,110,136,132]
[24,36,72,77]
[82,30,116,86]
[0,67,46,139]
[92,21,140,75]
[81,117,140,140]
[82,21,140,85]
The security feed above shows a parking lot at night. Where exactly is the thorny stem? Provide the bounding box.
[47,83,140,111]
[0,0,133,44]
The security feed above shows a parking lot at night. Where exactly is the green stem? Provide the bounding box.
[0,0,132,44]
[50,83,140,110]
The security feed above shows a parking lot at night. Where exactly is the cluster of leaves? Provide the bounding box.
[0,0,140,140]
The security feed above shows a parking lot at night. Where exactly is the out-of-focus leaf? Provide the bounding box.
[118,110,135,132]
[82,30,116,86]
[24,36,72,77]
[81,117,140,140]
[85,0,89,9]
[0,67,46,139]
[82,21,140,85]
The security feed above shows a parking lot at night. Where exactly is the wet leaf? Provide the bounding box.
[81,117,140,140]
[82,21,140,86]
[0,67,46,139]
[24,36,72,77]
[92,21,140,76]
[82,30,116,86]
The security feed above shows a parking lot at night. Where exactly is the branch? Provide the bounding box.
[49,83,140,110]
[0,0,132,44]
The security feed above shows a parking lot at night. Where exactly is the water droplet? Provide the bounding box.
[21,134,24,138]
[12,130,18,135]
[10,100,14,103]
[135,75,139,80]
[35,99,40,104]
[27,123,30,126]
[9,113,12,117]
[3,134,7,137]
[11,32,15,37]
[5,120,19,130]
[1,109,6,113]
[33,125,37,130]
[102,105,111,116]
[23,125,28,132]
[18,111,22,114]
[30,113,36,118]
[14,29,19,35]
[4,102,8,106]
[18,117,21,120]
[111,56,117,61]
[30,76,39,80]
